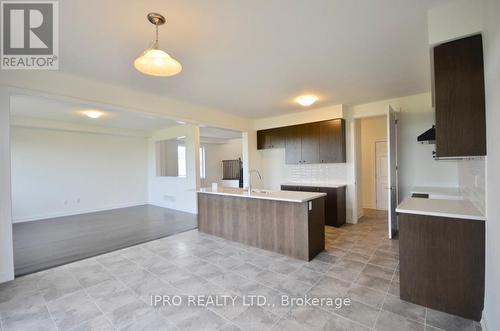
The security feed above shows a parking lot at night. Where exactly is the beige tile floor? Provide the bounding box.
[0,214,482,331]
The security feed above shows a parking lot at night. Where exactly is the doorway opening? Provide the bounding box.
[357,115,388,216]
[353,107,398,239]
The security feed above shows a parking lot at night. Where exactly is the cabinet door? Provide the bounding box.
[319,187,336,227]
[285,125,303,164]
[319,119,346,163]
[268,128,285,148]
[319,187,346,227]
[257,129,270,149]
[336,186,346,226]
[300,123,320,164]
[434,35,486,157]
[281,185,298,191]
[257,129,285,149]
[298,186,320,193]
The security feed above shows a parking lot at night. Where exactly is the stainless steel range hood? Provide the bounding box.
[417,125,436,144]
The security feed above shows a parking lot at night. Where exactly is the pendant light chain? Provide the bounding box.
[155,24,159,48]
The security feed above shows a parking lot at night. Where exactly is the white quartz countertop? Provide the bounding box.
[281,182,348,188]
[198,187,326,203]
[411,186,463,200]
[396,197,486,221]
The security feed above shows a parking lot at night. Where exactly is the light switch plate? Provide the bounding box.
[308,201,312,210]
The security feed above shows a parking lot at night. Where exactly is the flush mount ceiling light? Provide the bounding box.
[134,12,182,77]
[82,110,103,119]
[296,95,318,107]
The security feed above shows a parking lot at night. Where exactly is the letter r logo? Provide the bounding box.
[2,2,53,55]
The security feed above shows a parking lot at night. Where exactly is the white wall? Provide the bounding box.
[11,126,148,222]
[458,157,486,215]
[0,89,14,283]
[201,139,242,188]
[148,125,200,214]
[350,93,460,201]
[254,104,344,130]
[483,0,500,328]
[428,0,483,46]
[359,116,387,209]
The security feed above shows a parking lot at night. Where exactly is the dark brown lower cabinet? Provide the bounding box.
[281,185,346,227]
[399,213,485,321]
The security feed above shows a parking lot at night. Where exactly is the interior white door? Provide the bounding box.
[387,106,398,239]
[375,141,388,210]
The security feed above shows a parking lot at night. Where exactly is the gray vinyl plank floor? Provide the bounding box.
[13,204,197,276]
[1,216,482,330]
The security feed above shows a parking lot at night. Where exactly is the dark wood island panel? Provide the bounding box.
[399,213,485,321]
[197,193,325,261]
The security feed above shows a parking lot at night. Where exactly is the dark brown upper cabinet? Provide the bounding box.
[284,125,303,164]
[319,119,346,163]
[284,123,320,164]
[300,122,320,164]
[258,118,346,164]
[434,34,486,157]
[256,128,285,149]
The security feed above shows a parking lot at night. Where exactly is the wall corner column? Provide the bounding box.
[0,88,14,283]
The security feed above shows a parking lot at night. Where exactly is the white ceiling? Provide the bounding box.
[10,95,243,139]
[10,95,178,131]
[57,0,444,118]
[199,127,242,140]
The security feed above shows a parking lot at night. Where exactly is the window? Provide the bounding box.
[200,145,206,179]
[177,145,186,177]
[156,141,204,178]
[156,139,182,177]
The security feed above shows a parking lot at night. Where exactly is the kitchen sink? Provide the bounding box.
[250,189,272,194]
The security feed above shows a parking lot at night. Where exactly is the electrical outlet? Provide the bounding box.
[474,175,478,188]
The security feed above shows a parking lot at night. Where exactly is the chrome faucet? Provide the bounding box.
[248,169,262,193]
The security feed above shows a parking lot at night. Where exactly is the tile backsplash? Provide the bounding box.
[285,163,349,184]
[458,157,486,215]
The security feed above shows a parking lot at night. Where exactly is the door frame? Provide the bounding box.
[387,105,399,239]
[373,139,388,210]
[351,107,398,238]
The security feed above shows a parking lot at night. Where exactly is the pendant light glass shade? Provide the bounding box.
[134,48,182,77]
[134,12,182,77]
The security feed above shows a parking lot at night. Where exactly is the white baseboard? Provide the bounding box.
[12,202,148,223]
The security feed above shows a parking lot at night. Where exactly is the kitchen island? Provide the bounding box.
[197,187,326,261]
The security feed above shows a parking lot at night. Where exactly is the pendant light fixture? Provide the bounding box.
[134,12,182,77]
